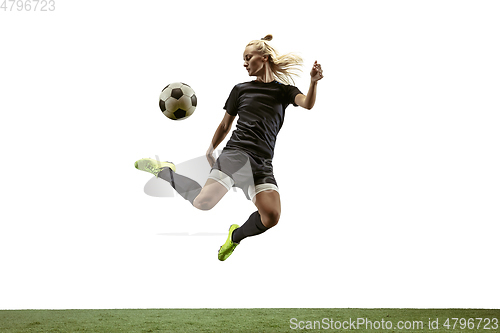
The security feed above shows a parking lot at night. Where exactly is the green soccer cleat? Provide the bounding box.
[218,224,240,261]
[134,158,176,177]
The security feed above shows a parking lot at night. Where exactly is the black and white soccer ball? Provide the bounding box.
[159,82,197,120]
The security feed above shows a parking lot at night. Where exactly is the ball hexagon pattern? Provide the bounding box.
[159,82,197,120]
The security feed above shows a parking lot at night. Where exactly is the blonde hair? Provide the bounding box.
[246,34,303,85]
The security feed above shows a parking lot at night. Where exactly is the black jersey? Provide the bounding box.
[223,80,302,160]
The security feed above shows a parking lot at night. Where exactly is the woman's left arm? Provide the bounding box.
[295,61,323,110]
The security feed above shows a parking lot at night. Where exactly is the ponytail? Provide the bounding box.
[247,34,303,85]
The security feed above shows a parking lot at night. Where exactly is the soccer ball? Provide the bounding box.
[159,82,197,120]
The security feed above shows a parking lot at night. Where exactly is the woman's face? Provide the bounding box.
[243,45,268,77]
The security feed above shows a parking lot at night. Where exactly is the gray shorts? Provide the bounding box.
[208,148,279,202]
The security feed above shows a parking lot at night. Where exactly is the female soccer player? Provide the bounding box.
[135,34,323,261]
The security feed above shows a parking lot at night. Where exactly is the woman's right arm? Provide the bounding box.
[206,111,236,166]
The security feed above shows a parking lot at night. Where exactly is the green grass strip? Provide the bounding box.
[0,308,498,332]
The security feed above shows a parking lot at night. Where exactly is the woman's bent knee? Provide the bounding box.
[261,210,280,228]
[193,196,215,211]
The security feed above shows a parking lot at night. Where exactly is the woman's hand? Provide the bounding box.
[310,61,324,82]
[206,149,216,167]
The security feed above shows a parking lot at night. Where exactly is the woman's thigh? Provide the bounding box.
[192,178,229,210]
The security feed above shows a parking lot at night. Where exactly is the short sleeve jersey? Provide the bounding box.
[223,80,302,160]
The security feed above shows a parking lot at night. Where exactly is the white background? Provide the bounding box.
[1,0,499,309]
